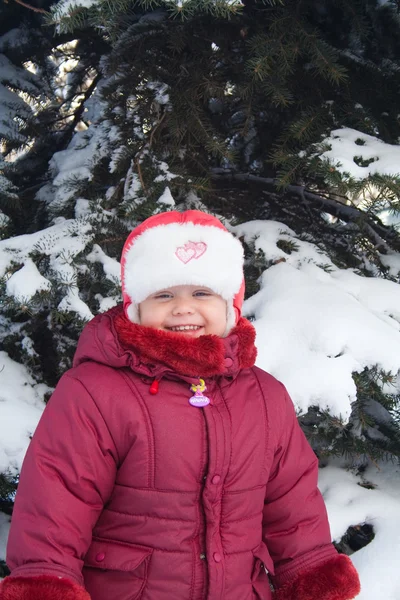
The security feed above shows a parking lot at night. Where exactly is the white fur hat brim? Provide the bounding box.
[123,221,244,306]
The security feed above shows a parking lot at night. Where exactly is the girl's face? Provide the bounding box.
[139,285,227,337]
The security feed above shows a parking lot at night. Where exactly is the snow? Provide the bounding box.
[75,198,91,218]
[157,186,176,206]
[380,252,400,277]
[320,127,400,179]
[51,131,98,186]
[0,512,11,561]
[0,52,41,142]
[94,293,119,313]
[6,258,51,301]
[234,219,400,420]
[154,162,179,183]
[87,244,120,282]
[58,287,94,320]
[109,146,128,174]
[147,81,170,105]
[20,337,38,358]
[0,351,48,474]
[0,218,93,318]
[0,81,29,141]
[0,54,39,97]
[0,219,92,277]
[0,210,11,229]
[47,108,122,209]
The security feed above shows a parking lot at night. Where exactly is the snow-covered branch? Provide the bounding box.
[211,169,400,253]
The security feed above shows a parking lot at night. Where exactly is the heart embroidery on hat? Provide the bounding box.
[175,241,207,263]
[175,246,195,263]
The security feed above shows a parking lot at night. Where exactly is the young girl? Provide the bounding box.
[1,210,360,600]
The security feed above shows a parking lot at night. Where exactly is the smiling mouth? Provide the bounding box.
[166,325,203,332]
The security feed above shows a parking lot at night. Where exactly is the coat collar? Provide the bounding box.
[113,309,257,378]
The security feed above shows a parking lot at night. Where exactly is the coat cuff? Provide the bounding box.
[0,575,91,600]
[273,554,360,600]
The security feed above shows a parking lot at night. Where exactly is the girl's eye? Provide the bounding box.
[154,293,172,299]
[194,290,211,297]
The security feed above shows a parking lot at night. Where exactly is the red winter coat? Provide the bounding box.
[2,307,359,600]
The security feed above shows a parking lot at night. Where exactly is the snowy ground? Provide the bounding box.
[321,461,400,600]
[1,210,400,598]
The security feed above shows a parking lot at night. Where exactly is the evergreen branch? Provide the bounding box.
[310,39,348,84]
[363,224,392,254]
[57,72,101,148]
[210,170,400,252]
[48,5,87,24]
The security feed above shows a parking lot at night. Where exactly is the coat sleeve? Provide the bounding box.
[5,372,119,589]
[262,382,360,600]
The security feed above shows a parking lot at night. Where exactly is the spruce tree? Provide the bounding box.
[1,0,400,537]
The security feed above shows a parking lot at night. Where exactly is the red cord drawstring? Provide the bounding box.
[149,379,159,395]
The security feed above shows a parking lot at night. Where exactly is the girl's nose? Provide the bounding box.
[172,298,195,315]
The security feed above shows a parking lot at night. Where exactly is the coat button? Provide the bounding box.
[212,475,221,485]
[224,357,233,367]
[95,552,105,562]
[213,552,222,563]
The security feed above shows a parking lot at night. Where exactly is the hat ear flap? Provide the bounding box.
[126,302,140,323]
[222,303,237,337]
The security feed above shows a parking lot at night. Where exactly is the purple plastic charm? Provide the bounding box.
[189,391,210,408]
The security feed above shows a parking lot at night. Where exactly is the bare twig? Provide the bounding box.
[133,112,168,195]
[135,158,146,193]
[7,0,48,14]
[149,112,166,149]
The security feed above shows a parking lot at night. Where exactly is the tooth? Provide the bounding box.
[169,325,201,331]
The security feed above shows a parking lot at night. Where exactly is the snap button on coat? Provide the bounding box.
[95,552,105,562]
[213,553,222,563]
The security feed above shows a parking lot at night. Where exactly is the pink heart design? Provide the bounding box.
[175,246,196,264]
[175,241,208,263]
[190,241,207,259]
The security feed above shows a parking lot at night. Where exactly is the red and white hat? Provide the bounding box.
[121,210,245,334]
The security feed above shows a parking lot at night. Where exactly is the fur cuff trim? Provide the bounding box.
[0,575,91,600]
[273,554,360,600]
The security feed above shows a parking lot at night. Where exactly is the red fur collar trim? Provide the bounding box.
[114,311,257,377]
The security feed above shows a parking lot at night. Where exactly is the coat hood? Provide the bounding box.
[73,305,257,380]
